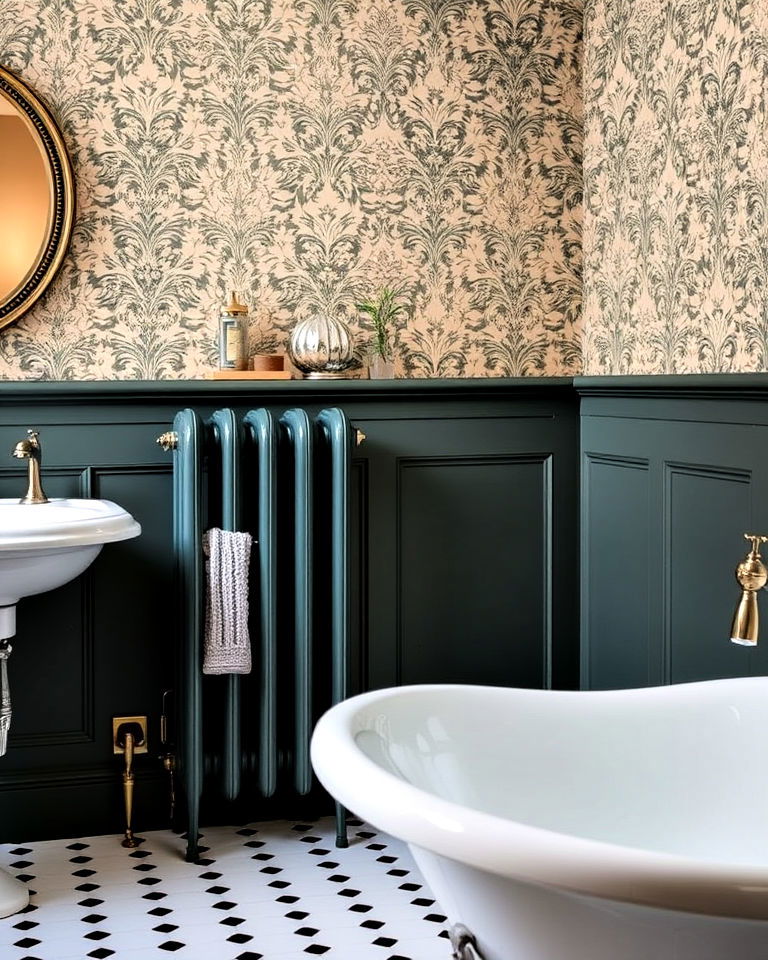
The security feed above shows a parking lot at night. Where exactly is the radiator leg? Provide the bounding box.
[185,797,201,863]
[335,801,348,847]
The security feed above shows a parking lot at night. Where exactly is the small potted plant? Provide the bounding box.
[357,285,408,379]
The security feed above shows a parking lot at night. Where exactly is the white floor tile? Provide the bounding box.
[0,817,453,959]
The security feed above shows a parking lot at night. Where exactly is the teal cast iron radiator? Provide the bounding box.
[168,407,352,863]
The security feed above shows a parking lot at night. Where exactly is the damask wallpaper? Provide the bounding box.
[583,0,768,374]
[0,0,583,380]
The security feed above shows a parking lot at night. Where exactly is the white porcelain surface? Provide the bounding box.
[311,679,768,960]
[0,498,140,606]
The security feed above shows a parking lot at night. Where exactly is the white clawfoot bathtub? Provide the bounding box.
[310,679,768,960]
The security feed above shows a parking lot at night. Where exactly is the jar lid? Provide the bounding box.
[222,291,248,315]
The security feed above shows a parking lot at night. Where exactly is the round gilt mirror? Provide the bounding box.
[0,66,74,332]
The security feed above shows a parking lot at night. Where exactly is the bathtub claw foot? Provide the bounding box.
[450,924,484,960]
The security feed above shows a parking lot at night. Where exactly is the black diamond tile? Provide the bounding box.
[268,880,290,888]
[356,831,375,839]
[137,876,162,885]
[69,856,92,864]
[308,848,330,856]
[9,847,32,855]
[72,869,97,878]
[295,926,319,937]
[227,933,253,944]
[367,843,386,851]
[142,891,167,900]
[439,930,450,938]
[220,916,246,927]
[13,938,40,948]
[78,898,104,908]
[81,914,106,924]
[304,946,330,955]
[19,902,38,913]
[75,883,100,892]
[349,903,373,913]
[245,840,266,848]
[12,919,38,930]
[67,842,90,850]
[348,818,363,826]
[16,874,36,883]
[373,937,397,947]
[260,866,281,874]
[235,952,263,959]
[87,949,115,959]
[153,924,179,933]
[291,823,313,831]
[277,895,299,903]
[84,931,111,941]
[361,920,385,929]
[338,888,361,898]
[377,855,397,864]
[205,885,230,894]
[424,913,447,922]
[158,943,185,952]
[327,874,349,883]
[387,869,408,877]
[129,849,152,858]
[398,882,421,891]
[286,910,309,920]
[148,907,172,917]
[236,828,258,836]
[10,860,33,869]
[133,863,157,872]
[411,898,434,906]
[251,852,273,860]
[199,871,221,880]
[299,836,321,843]
[212,901,236,910]
[317,861,339,869]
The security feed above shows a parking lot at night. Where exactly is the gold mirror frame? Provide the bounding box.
[0,66,75,332]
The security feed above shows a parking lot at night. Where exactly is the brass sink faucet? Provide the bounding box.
[12,430,49,504]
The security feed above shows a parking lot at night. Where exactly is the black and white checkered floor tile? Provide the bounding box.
[0,818,453,960]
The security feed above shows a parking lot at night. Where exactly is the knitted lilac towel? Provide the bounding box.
[202,527,253,675]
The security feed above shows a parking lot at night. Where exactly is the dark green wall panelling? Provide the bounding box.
[0,378,579,842]
[578,375,768,690]
[7,371,768,841]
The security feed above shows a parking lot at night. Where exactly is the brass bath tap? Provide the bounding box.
[730,534,768,646]
[12,430,49,504]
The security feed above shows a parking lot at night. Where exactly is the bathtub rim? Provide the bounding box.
[310,678,768,922]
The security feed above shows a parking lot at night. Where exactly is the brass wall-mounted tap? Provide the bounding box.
[730,534,768,646]
[12,430,49,504]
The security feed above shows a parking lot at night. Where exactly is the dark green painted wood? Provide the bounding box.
[0,378,578,842]
[581,402,768,689]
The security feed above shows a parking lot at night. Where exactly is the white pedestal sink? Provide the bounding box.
[0,496,141,917]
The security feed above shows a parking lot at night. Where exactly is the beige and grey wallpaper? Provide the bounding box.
[0,0,582,380]
[582,0,768,374]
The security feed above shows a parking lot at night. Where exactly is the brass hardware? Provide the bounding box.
[156,431,178,452]
[730,534,768,646]
[113,716,147,849]
[112,715,148,754]
[12,430,49,504]
[355,428,366,446]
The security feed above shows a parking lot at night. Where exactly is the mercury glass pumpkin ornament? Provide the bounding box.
[289,313,355,379]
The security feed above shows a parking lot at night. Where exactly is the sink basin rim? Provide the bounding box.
[0,498,141,550]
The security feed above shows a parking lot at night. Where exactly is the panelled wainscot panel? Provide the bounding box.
[0,378,578,841]
[578,376,768,691]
